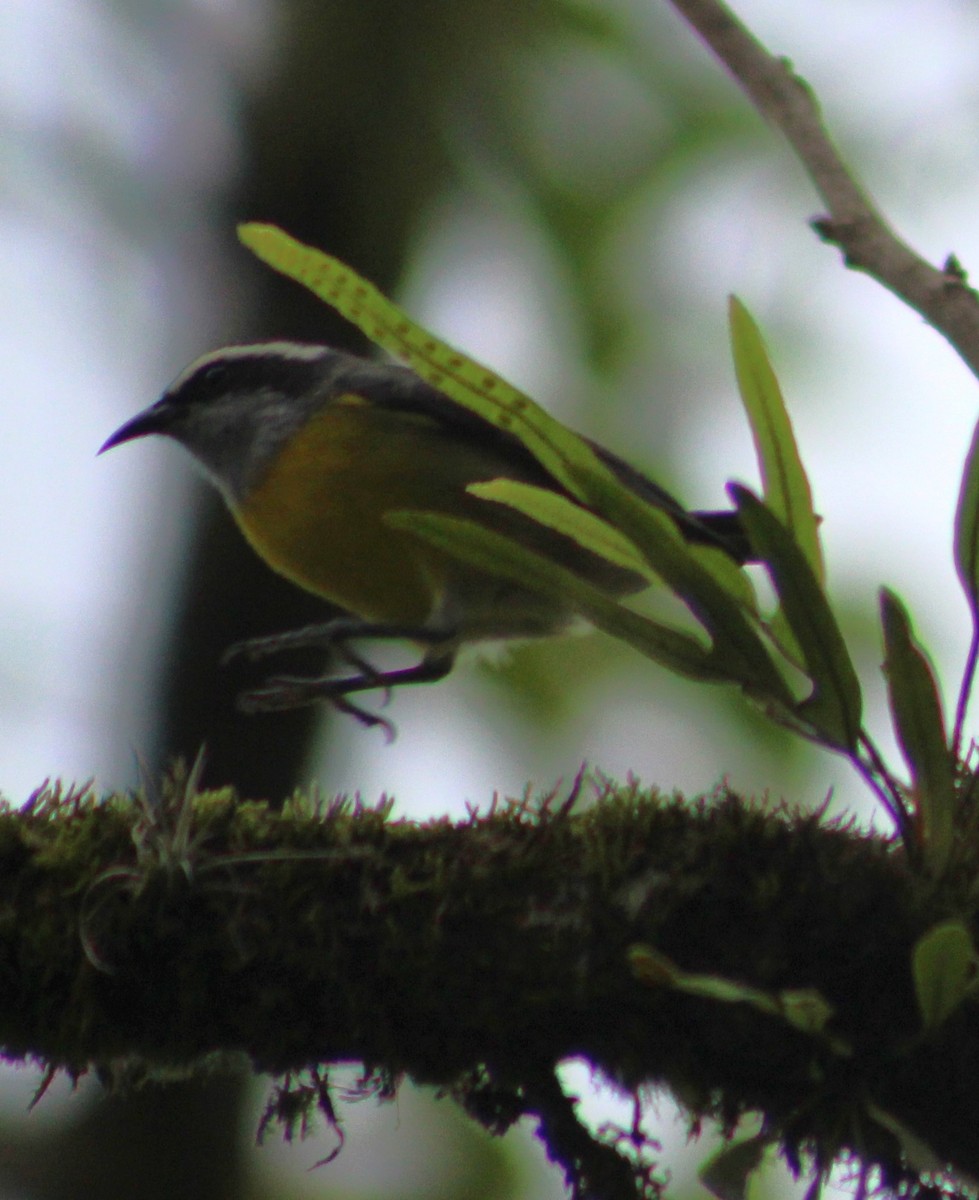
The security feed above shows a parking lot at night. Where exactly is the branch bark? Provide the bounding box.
[667,0,979,381]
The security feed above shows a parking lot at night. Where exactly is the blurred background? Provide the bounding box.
[1,0,978,1196]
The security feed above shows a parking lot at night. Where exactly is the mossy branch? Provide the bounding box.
[2,775,977,1197]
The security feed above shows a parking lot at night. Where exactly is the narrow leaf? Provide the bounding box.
[388,510,735,683]
[732,486,862,749]
[880,589,956,870]
[912,921,977,1031]
[629,947,847,1054]
[628,945,779,1013]
[473,477,761,612]
[573,482,793,704]
[729,297,823,580]
[238,222,611,502]
[954,417,979,617]
[238,225,792,703]
[468,480,654,581]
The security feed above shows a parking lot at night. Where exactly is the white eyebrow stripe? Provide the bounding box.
[166,342,332,393]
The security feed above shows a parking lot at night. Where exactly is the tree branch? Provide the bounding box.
[667,0,979,381]
[2,777,975,1197]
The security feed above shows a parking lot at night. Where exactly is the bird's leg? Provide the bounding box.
[222,617,453,664]
[224,620,458,733]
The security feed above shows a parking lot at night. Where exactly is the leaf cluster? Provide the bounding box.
[233,224,979,1196]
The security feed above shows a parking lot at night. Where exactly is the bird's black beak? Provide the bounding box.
[98,400,177,455]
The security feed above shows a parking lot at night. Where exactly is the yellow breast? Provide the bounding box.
[235,396,486,627]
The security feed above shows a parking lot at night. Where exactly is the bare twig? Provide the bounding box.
[666,0,979,382]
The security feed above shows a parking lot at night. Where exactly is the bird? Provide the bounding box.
[100,341,752,729]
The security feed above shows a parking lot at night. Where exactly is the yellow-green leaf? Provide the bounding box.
[733,486,862,749]
[954,417,979,618]
[238,221,611,502]
[578,488,792,703]
[629,946,848,1055]
[776,989,835,1037]
[388,511,732,682]
[468,479,655,581]
[880,589,956,871]
[912,921,978,1031]
[729,297,823,581]
[238,225,791,703]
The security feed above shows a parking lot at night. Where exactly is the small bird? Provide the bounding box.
[101,342,751,728]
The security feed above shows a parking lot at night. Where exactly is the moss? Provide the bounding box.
[0,773,974,1195]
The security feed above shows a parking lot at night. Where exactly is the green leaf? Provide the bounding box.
[238,225,793,706]
[629,945,780,1013]
[406,505,795,702]
[237,222,612,503]
[576,485,794,704]
[471,479,761,617]
[732,486,862,749]
[388,511,736,682]
[468,480,655,581]
[629,946,849,1055]
[775,989,836,1038]
[954,417,979,618]
[880,589,956,871]
[912,921,978,1032]
[729,297,823,581]
[688,543,761,614]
